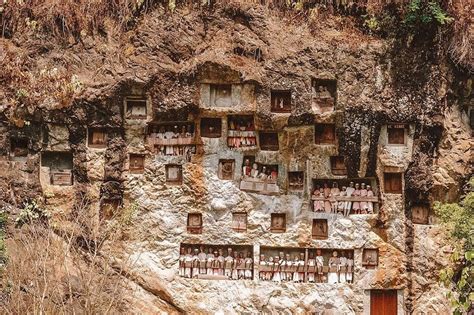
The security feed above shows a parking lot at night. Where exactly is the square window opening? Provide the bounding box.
[271,90,291,113]
[201,118,222,138]
[270,213,286,233]
[166,164,183,184]
[259,132,279,151]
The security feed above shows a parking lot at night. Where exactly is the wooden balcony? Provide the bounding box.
[240,178,279,195]
[147,136,195,146]
[311,196,379,203]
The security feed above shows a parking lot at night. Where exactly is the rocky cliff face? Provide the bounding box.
[0,2,472,314]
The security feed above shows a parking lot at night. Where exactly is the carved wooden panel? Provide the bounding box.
[384,173,402,194]
[315,124,336,144]
[50,170,73,186]
[370,290,397,315]
[88,128,107,148]
[312,219,328,239]
[125,99,147,119]
[330,156,347,175]
[387,124,407,145]
[218,159,235,180]
[271,90,291,113]
[231,212,247,232]
[187,213,203,234]
[270,213,286,233]
[200,118,222,138]
[166,164,183,184]
[362,248,379,268]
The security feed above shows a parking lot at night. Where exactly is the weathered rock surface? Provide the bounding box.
[0,3,472,314]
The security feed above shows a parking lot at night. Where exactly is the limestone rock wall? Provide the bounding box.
[1,3,472,314]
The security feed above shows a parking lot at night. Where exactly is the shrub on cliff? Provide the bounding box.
[436,177,474,314]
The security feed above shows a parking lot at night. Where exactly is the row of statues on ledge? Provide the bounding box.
[179,247,253,280]
[149,124,195,158]
[227,135,257,148]
[242,159,278,181]
[259,250,353,284]
[155,145,195,157]
[313,182,375,216]
[150,125,194,140]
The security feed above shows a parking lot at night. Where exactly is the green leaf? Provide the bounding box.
[465,251,474,261]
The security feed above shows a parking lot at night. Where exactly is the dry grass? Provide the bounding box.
[0,0,157,38]
[0,193,137,314]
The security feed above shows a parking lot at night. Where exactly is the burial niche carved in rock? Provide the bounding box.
[387,124,407,145]
[259,132,279,151]
[330,156,347,175]
[231,212,247,232]
[187,213,203,234]
[166,164,183,184]
[271,90,291,113]
[200,118,222,138]
[312,78,336,113]
[383,172,402,194]
[125,97,147,119]
[227,115,257,148]
[10,137,28,159]
[362,248,379,269]
[270,213,286,233]
[129,154,145,173]
[411,204,430,224]
[210,84,233,107]
[315,124,336,145]
[240,157,279,195]
[288,171,304,190]
[41,151,74,186]
[218,159,235,180]
[312,219,328,239]
[88,128,107,148]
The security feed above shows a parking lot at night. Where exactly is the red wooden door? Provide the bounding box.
[370,290,398,315]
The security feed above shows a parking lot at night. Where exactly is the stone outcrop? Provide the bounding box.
[0,3,472,314]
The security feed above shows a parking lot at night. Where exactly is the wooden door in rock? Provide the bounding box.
[370,290,397,315]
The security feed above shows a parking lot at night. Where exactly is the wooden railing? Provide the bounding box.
[311,196,379,203]
[147,136,194,146]
[240,178,279,195]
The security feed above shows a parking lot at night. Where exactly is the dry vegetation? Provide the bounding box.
[0,0,471,69]
[0,191,137,314]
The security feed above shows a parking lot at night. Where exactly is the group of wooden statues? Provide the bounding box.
[259,250,354,283]
[179,247,354,283]
[148,124,195,157]
[312,182,376,216]
[179,247,254,280]
[242,159,278,181]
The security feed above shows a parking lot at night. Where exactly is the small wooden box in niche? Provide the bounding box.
[231,212,247,232]
[270,213,286,233]
[166,164,183,184]
[218,159,235,180]
[187,213,203,234]
[362,248,379,269]
[129,154,145,173]
[312,219,328,239]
